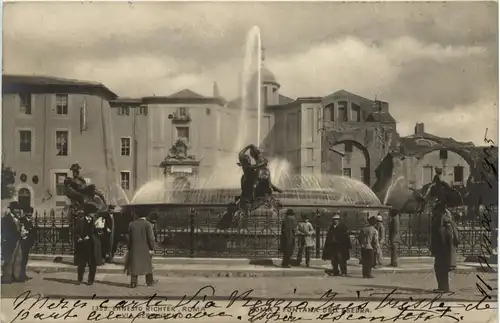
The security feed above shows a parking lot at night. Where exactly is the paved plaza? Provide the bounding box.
[2,269,497,302]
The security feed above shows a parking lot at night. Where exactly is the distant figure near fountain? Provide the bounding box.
[217,144,284,229]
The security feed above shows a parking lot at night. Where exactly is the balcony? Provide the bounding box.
[171,108,192,123]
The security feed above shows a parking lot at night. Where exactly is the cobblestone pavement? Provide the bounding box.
[1,270,496,301]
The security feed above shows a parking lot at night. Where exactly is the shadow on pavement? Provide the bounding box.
[44,277,82,285]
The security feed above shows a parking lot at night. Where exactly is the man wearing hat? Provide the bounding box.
[74,204,103,285]
[322,212,351,276]
[374,214,385,267]
[279,209,297,268]
[358,214,379,278]
[1,202,25,283]
[296,213,315,267]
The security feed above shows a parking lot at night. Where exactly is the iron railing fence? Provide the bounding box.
[25,206,496,259]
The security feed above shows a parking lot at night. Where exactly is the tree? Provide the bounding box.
[1,164,16,199]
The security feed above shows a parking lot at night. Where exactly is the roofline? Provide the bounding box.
[267,96,323,109]
[110,96,227,106]
[2,74,118,101]
[2,74,118,100]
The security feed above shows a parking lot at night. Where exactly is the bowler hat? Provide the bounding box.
[8,201,20,210]
[285,209,295,216]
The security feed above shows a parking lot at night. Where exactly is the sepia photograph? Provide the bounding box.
[1,1,498,322]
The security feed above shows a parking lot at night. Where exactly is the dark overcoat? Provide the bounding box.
[74,216,103,266]
[1,214,24,280]
[127,218,155,276]
[279,215,296,255]
[431,214,459,270]
[322,223,351,260]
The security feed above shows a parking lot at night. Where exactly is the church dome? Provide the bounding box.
[261,66,278,85]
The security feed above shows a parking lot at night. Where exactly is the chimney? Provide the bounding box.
[414,123,425,136]
[213,81,221,98]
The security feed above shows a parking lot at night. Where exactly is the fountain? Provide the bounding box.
[117,26,389,257]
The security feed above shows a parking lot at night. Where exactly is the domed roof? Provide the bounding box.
[261,66,279,85]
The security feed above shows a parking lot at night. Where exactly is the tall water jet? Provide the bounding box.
[234,26,262,151]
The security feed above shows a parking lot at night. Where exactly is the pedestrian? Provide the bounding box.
[296,213,315,267]
[388,209,400,267]
[94,212,112,263]
[74,206,103,285]
[19,206,36,281]
[1,202,25,283]
[358,214,379,278]
[127,213,156,288]
[322,212,351,276]
[374,214,385,267]
[430,203,459,292]
[279,209,296,268]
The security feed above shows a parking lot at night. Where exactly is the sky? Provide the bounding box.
[3,1,498,145]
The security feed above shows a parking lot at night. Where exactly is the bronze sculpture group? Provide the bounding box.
[217,144,284,229]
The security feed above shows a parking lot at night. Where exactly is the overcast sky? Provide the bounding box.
[3,1,498,145]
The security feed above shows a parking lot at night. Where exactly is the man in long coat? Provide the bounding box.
[430,203,459,292]
[322,213,351,276]
[74,206,103,285]
[296,213,315,267]
[1,202,24,283]
[279,209,296,268]
[388,209,400,267]
[127,214,156,288]
[358,215,379,278]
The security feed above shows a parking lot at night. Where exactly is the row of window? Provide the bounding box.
[422,165,465,183]
[19,93,69,115]
[323,101,362,122]
[18,93,150,117]
[20,130,69,156]
[118,106,148,116]
[119,127,190,156]
[18,125,191,157]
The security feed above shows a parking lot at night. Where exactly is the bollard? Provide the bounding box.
[315,209,321,259]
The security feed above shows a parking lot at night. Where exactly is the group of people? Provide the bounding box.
[280,205,458,292]
[70,205,157,288]
[279,209,398,277]
[1,202,35,284]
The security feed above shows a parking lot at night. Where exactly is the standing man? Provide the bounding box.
[127,213,156,288]
[374,214,385,267]
[296,213,315,267]
[1,202,24,284]
[19,207,36,281]
[322,212,351,276]
[74,205,103,285]
[279,209,297,268]
[388,209,400,267]
[358,215,379,278]
[430,203,459,292]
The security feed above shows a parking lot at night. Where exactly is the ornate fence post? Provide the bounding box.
[189,208,195,258]
[315,209,321,259]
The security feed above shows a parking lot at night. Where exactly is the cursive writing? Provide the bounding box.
[10,290,87,323]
